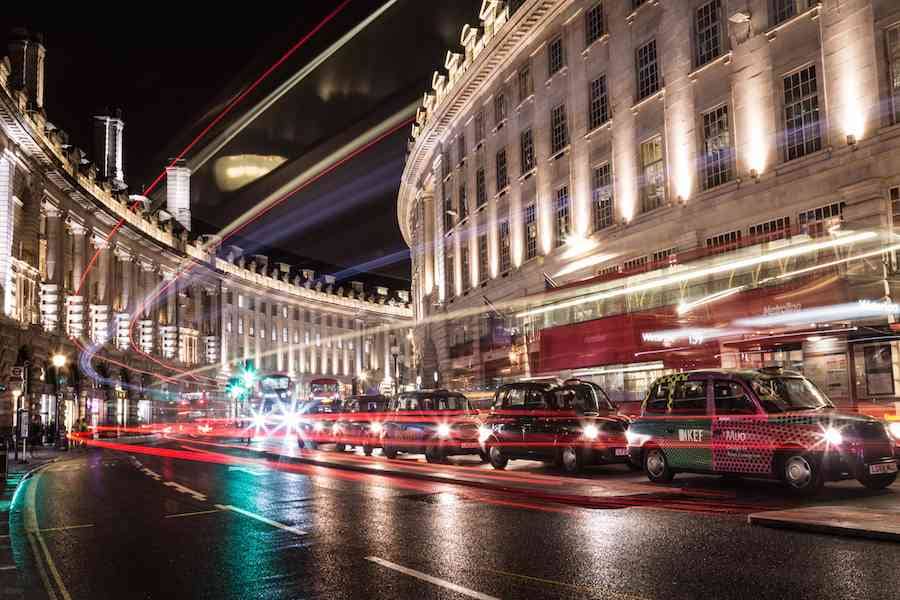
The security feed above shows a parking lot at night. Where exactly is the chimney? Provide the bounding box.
[93,108,126,190]
[165,158,191,231]
[7,29,45,109]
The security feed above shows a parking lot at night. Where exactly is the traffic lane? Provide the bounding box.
[133,443,900,600]
[188,435,895,511]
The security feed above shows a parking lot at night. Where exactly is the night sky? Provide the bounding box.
[3,0,482,285]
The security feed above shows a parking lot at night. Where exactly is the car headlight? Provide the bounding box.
[477,426,491,444]
[332,423,343,434]
[252,415,266,428]
[436,423,451,438]
[583,424,600,440]
[888,422,900,441]
[369,422,383,434]
[312,421,324,433]
[823,427,843,446]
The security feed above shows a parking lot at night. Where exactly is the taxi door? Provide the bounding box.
[490,387,526,455]
[664,376,713,471]
[710,379,770,475]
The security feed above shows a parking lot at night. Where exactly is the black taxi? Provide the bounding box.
[380,390,486,463]
[335,394,390,456]
[297,397,344,450]
[481,380,629,474]
[626,368,898,494]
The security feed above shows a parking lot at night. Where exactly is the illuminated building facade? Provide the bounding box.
[0,33,412,439]
[399,0,900,410]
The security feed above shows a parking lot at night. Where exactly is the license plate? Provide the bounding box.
[869,462,898,475]
[461,443,479,449]
[614,448,629,456]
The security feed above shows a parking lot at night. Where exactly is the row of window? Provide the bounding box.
[226,292,356,329]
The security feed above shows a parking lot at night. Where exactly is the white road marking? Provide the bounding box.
[365,556,499,600]
[214,504,306,536]
[0,564,17,571]
[23,469,72,600]
[165,509,222,519]
[163,481,207,501]
[140,467,161,480]
[34,524,94,533]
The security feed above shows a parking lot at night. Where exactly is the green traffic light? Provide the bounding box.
[242,369,256,387]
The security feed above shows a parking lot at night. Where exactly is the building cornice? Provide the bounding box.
[397,0,563,245]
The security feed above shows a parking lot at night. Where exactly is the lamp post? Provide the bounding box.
[389,334,400,398]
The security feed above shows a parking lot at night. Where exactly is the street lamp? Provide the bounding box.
[389,334,400,397]
[52,353,67,369]
[51,353,68,449]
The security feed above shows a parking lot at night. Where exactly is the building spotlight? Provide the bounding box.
[52,353,67,368]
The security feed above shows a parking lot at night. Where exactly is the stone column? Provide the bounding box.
[91,232,111,305]
[42,202,64,333]
[67,220,87,293]
[193,287,204,333]
[354,320,363,377]
[115,246,133,312]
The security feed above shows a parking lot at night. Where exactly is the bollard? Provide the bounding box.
[0,438,7,479]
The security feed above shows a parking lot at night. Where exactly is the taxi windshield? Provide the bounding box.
[751,376,833,413]
[555,386,600,414]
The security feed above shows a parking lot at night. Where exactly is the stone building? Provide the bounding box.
[399,0,900,410]
[0,30,412,440]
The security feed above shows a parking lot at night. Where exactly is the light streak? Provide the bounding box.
[515,231,878,318]
[676,285,746,316]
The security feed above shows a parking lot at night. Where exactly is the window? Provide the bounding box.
[460,245,471,293]
[304,311,311,323]
[525,203,538,260]
[713,381,757,415]
[636,39,660,101]
[585,3,605,46]
[478,234,488,283]
[282,327,288,343]
[889,26,900,124]
[501,387,526,410]
[592,163,614,231]
[652,247,676,264]
[458,180,469,220]
[783,65,822,161]
[548,35,565,76]
[226,319,233,333]
[260,302,266,315]
[598,264,619,277]
[550,104,569,155]
[750,217,791,242]
[701,104,733,190]
[282,306,288,319]
[640,136,665,212]
[555,186,570,247]
[457,133,466,164]
[671,380,708,415]
[249,321,255,337]
[249,298,255,311]
[494,92,507,126]
[706,230,741,254]
[226,291,233,305]
[441,149,451,178]
[520,128,536,173]
[496,149,509,191]
[293,330,299,344]
[443,181,454,232]
[499,220,511,273]
[645,381,670,414]
[623,256,649,272]
[474,111,485,144]
[798,202,845,237]
[271,327,277,342]
[476,167,487,208]
[769,0,812,27]
[238,318,244,335]
[517,63,533,103]
[588,76,610,131]
[238,294,244,308]
[694,0,723,68]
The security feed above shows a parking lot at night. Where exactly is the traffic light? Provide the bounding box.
[241,363,257,388]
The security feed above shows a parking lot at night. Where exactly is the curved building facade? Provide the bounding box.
[400,0,900,408]
[0,33,412,439]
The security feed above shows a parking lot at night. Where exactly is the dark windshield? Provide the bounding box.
[395,394,469,411]
[555,386,600,414]
[750,376,833,413]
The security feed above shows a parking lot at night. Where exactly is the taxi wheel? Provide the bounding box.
[425,445,445,464]
[858,472,897,490]
[779,452,824,495]
[383,445,398,459]
[644,447,674,483]
[363,445,374,456]
[558,445,584,475]
[478,449,490,464]
[488,444,508,470]
[335,443,346,453]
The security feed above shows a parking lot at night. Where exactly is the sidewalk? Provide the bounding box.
[1,446,70,599]
[749,490,900,542]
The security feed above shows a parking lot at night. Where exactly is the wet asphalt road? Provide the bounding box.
[8,441,900,600]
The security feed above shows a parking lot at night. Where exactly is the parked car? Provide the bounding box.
[380,390,486,463]
[336,394,390,455]
[627,368,898,494]
[297,398,344,450]
[481,380,630,474]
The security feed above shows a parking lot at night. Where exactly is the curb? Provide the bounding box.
[1,458,60,600]
[748,512,900,543]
